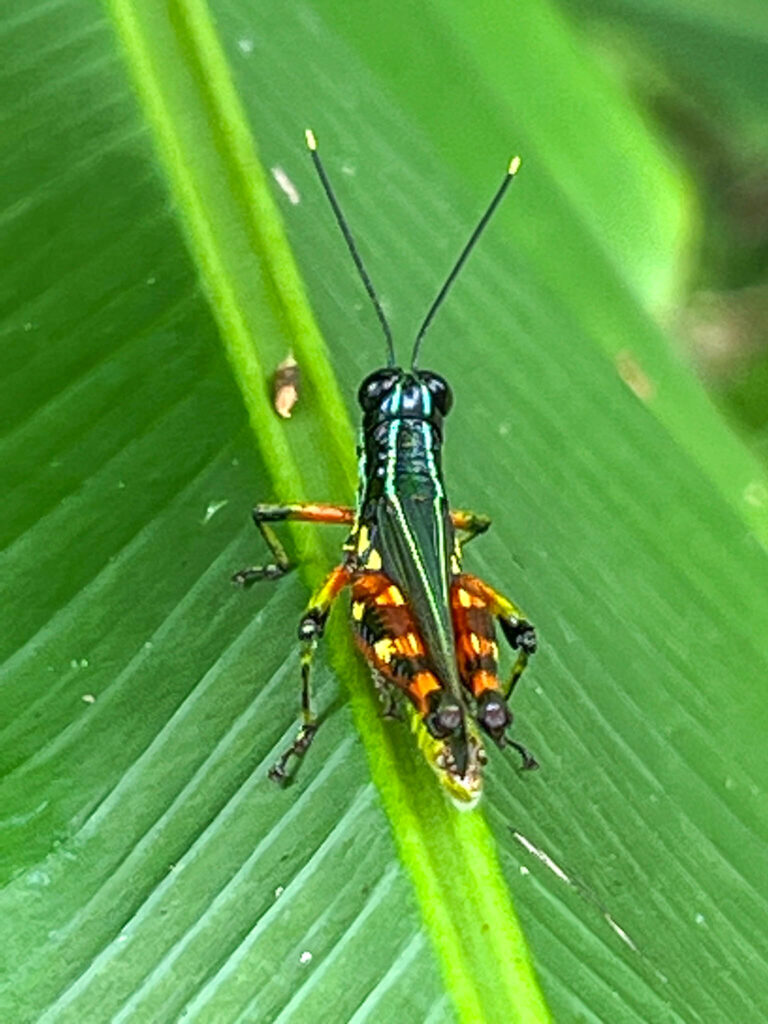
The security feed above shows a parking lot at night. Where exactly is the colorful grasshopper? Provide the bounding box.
[234,130,537,807]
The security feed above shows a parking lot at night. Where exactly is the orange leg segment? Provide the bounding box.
[232,502,355,586]
[455,574,537,699]
[350,572,442,717]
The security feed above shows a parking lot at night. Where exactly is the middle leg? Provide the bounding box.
[268,563,352,783]
[451,508,492,554]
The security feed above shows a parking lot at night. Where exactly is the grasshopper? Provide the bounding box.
[234,130,538,807]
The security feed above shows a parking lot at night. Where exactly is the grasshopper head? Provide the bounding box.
[411,706,487,809]
[358,368,453,429]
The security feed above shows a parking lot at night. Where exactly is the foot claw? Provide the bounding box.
[509,739,539,772]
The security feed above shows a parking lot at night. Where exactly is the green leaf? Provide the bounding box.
[560,0,768,158]
[2,2,768,1023]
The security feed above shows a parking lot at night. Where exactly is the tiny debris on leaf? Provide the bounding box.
[202,499,229,525]
[271,166,301,205]
[273,354,300,418]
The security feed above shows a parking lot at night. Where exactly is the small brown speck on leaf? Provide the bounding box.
[273,354,300,418]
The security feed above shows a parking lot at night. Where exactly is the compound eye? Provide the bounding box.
[358,369,400,411]
[418,371,453,416]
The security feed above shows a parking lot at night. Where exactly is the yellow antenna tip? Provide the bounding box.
[508,155,522,176]
[305,128,317,151]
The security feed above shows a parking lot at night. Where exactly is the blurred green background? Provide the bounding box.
[1,1,767,1022]
[562,0,768,461]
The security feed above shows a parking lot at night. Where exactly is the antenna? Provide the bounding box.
[411,155,521,369]
[305,129,396,368]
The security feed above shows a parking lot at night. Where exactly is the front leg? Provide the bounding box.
[232,502,355,585]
